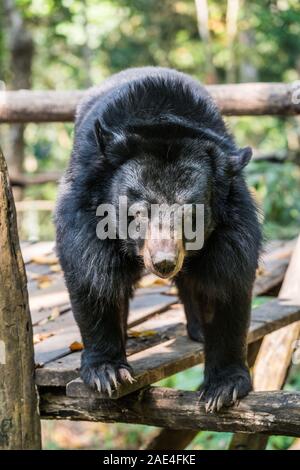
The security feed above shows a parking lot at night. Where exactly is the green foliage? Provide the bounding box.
[247,160,300,239]
[247,0,300,82]
[2,0,296,245]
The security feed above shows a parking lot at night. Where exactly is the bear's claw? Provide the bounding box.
[199,368,252,413]
[81,362,134,396]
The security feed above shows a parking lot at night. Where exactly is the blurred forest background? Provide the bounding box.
[0,0,300,450]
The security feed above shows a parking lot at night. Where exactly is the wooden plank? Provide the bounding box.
[249,299,300,332]
[65,300,300,399]
[35,299,300,391]
[30,276,175,329]
[27,237,294,323]
[34,309,75,335]
[254,239,296,296]
[27,238,293,328]
[35,306,186,386]
[32,288,280,366]
[30,286,69,313]
[135,285,174,296]
[33,291,177,369]
[33,240,298,389]
[34,325,80,367]
[31,294,70,325]
[279,236,300,304]
[35,351,81,387]
[128,293,176,327]
[27,264,57,286]
[66,335,204,399]
[40,388,300,437]
[31,304,71,327]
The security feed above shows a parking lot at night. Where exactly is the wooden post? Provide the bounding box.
[229,235,300,450]
[0,147,41,449]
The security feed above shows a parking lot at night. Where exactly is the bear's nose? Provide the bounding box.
[153,259,176,278]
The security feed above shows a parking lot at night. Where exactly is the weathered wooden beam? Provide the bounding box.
[59,299,300,399]
[33,297,300,392]
[0,90,84,123]
[10,172,61,187]
[40,388,300,437]
[1,82,300,123]
[0,147,41,449]
[230,320,300,450]
[208,82,300,116]
[253,238,296,297]
[145,339,264,450]
[230,234,300,450]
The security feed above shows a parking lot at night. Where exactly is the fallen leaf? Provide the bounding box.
[165,286,178,296]
[49,307,60,320]
[256,266,266,276]
[69,341,84,352]
[50,264,62,273]
[33,332,54,344]
[128,329,157,338]
[36,274,53,289]
[31,255,59,265]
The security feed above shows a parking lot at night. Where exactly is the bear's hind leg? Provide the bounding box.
[176,277,204,343]
[200,291,252,413]
[176,275,252,412]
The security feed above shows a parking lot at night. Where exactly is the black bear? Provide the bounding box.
[55,67,262,412]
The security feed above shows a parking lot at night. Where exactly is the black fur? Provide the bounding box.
[55,67,262,410]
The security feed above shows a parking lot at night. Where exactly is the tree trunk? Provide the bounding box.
[226,0,240,83]
[0,146,41,449]
[3,0,34,201]
[239,30,258,82]
[81,0,92,88]
[194,0,218,84]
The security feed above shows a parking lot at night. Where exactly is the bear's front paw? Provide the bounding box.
[200,365,252,413]
[81,360,135,397]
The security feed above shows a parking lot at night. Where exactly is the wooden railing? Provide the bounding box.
[1,82,300,188]
[1,82,300,123]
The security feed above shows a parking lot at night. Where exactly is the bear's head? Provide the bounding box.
[94,118,252,279]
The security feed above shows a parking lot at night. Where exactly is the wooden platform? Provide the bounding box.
[21,238,300,402]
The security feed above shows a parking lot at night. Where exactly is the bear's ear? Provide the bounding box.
[94,119,109,155]
[228,146,252,174]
